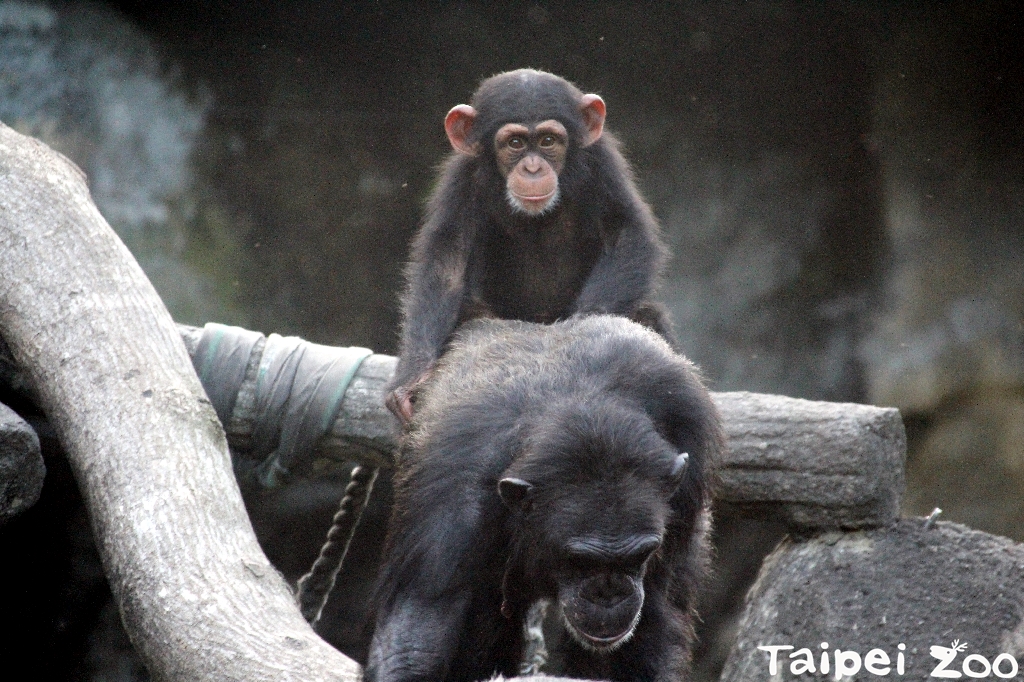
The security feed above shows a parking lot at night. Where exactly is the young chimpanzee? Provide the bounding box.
[367,315,722,682]
[387,69,673,421]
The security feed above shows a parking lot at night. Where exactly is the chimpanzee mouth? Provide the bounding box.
[511,188,557,202]
[559,606,642,653]
[578,628,633,648]
[507,187,560,215]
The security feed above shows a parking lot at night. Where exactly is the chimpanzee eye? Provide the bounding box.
[539,135,556,148]
[508,137,526,150]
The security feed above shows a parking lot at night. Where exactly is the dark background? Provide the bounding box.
[0,1,1022,680]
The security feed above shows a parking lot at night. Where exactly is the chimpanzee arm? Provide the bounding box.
[390,214,474,393]
[570,139,669,319]
[365,592,471,682]
[368,458,492,682]
[572,213,664,315]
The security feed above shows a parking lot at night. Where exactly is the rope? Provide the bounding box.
[296,465,379,625]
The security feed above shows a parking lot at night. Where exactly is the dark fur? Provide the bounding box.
[389,69,672,394]
[367,316,722,682]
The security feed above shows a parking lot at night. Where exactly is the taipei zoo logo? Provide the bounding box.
[758,640,1021,679]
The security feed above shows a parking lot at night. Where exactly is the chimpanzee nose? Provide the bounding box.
[583,574,633,607]
[523,155,543,174]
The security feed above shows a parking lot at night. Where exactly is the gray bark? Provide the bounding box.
[0,122,361,681]
[721,519,1024,682]
[712,391,905,530]
[0,400,44,524]
[179,325,907,531]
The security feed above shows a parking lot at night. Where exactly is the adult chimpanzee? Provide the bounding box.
[387,69,672,422]
[367,315,722,682]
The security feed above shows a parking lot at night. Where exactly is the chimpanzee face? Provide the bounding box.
[495,396,692,653]
[492,119,569,216]
[441,69,606,218]
[553,530,662,651]
[499,470,680,653]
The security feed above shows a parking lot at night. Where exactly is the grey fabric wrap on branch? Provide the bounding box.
[191,323,372,487]
[193,323,263,423]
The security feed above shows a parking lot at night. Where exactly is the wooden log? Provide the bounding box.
[0,400,44,524]
[713,391,906,530]
[6,326,908,532]
[178,326,906,531]
[178,325,397,470]
[0,121,361,682]
[10,322,907,531]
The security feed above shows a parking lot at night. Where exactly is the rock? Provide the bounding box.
[0,401,44,524]
[722,518,1024,682]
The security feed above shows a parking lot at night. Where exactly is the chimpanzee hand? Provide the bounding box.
[385,369,432,424]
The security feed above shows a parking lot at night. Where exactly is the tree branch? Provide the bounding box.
[0,122,361,681]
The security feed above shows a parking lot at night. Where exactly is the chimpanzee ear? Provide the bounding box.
[579,94,605,146]
[445,104,479,155]
[498,477,534,509]
[670,452,690,481]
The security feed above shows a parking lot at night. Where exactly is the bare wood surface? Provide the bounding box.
[713,391,905,530]
[0,122,361,681]
[0,400,44,524]
[180,325,907,531]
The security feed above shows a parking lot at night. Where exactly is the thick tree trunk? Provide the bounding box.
[0,123,361,680]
